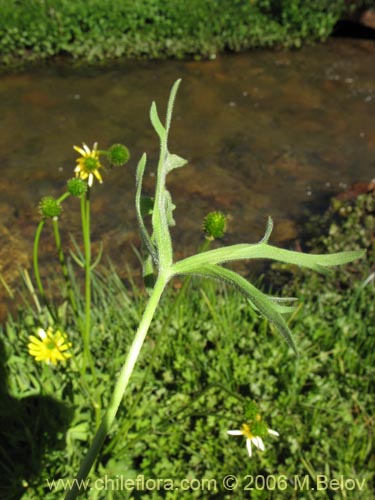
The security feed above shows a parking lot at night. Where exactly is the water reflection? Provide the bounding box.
[0,38,374,313]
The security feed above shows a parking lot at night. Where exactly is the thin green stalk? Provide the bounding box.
[111,277,190,449]
[33,192,70,313]
[0,273,14,299]
[176,237,211,328]
[33,220,57,322]
[80,189,93,372]
[78,187,101,424]
[33,220,47,303]
[110,238,212,449]
[65,272,169,500]
[52,218,78,315]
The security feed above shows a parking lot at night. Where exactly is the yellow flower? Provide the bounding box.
[28,327,72,365]
[73,142,103,187]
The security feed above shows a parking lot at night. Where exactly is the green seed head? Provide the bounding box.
[251,419,268,438]
[203,211,227,240]
[67,178,88,197]
[39,196,62,219]
[108,144,130,167]
[245,400,259,421]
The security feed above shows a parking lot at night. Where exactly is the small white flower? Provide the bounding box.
[227,423,279,457]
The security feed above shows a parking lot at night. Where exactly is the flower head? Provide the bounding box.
[67,177,88,197]
[227,420,279,458]
[107,143,130,167]
[203,211,227,240]
[28,327,72,365]
[39,196,62,219]
[73,142,103,187]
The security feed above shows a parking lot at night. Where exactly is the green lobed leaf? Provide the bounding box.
[165,79,182,136]
[135,153,158,264]
[164,189,176,227]
[150,101,166,141]
[150,81,184,271]
[166,153,188,174]
[259,216,273,243]
[172,242,365,275]
[175,264,298,353]
[142,253,156,293]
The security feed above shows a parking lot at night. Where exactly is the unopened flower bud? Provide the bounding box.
[39,196,62,219]
[67,177,88,197]
[203,211,227,240]
[245,401,259,421]
[251,419,268,438]
[108,143,130,167]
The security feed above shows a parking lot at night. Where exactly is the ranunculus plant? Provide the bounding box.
[60,80,364,498]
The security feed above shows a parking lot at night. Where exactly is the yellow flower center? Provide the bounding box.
[241,423,254,440]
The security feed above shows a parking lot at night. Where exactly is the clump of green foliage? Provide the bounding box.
[273,191,374,292]
[0,0,373,67]
[306,192,374,264]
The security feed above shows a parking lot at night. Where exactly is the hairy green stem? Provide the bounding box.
[65,272,169,500]
[110,238,212,451]
[33,220,47,303]
[33,192,71,313]
[52,218,78,316]
[80,190,93,372]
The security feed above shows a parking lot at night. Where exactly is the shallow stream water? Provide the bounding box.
[0,38,374,318]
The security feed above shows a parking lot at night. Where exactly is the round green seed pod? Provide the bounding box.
[108,144,130,167]
[251,419,268,438]
[67,178,88,197]
[39,196,62,219]
[245,400,259,421]
[203,211,227,240]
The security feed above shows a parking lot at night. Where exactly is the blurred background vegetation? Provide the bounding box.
[0,0,374,66]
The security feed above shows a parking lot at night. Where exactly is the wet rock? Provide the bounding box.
[171,162,269,211]
[332,19,375,39]
[335,178,375,202]
[0,73,33,91]
[21,90,57,108]
[367,130,375,151]
[360,9,375,30]
[267,151,319,182]
[281,81,322,110]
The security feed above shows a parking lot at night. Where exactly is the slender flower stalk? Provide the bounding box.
[33,192,70,318]
[80,187,92,371]
[115,234,215,445]
[65,272,170,500]
[33,220,47,303]
[52,218,78,315]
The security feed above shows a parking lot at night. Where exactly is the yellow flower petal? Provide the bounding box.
[73,146,84,156]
